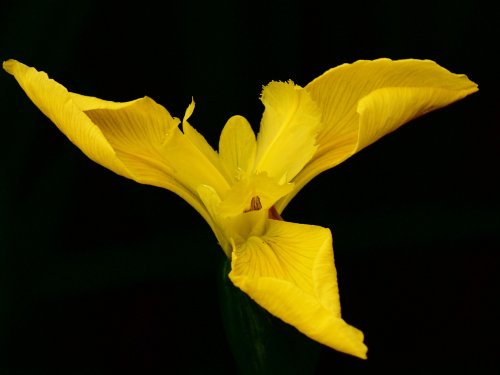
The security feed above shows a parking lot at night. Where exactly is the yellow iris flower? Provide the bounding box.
[3,59,477,359]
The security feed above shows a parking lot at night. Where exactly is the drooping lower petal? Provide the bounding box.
[276,59,478,212]
[229,219,367,359]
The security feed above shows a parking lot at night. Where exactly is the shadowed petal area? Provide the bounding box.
[277,59,478,211]
[2,59,216,227]
[229,220,367,359]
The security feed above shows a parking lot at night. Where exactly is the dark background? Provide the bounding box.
[1,0,498,373]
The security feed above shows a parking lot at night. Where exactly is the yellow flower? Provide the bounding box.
[3,58,477,359]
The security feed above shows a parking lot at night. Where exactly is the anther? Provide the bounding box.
[244,196,263,213]
[250,195,262,211]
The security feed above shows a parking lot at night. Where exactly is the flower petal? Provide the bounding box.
[229,220,367,358]
[82,97,181,185]
[3,59,218,229]
[219,115,257,182]
[255,81,322,184]
[277,59,478,211]
[3,59,131,179]
[197,184,231,255]
[181,100,231,189]
[74,87,230,202]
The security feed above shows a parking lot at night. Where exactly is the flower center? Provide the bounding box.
[243,195,282,220]
[246,195,262,212]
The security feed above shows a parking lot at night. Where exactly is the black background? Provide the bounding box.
[1,0,498,373]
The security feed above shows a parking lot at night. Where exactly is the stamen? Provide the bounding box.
[244,195,263,213]
[250,195,262,211]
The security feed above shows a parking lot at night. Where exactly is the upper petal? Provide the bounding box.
[3,59,132,179]
[219,115,257,182]
[276,58,478,211]
[229,219,367,358]
[82,96,181,186]
[3,59,221,228]
[181,100,231,191]
[254,81,322,184]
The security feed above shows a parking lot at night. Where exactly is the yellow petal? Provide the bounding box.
[3,59,131,179]
[356,85,475,150]
[181,99,231,188]
[219,115,257,182]
[83,97,180,183]
[82,96,230,228]
[70,92,137,111]
[3,59,216,230]
[229,220,367,358]
[196,184,231,256]
[255,81,322,184]
[277,59,478,211]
